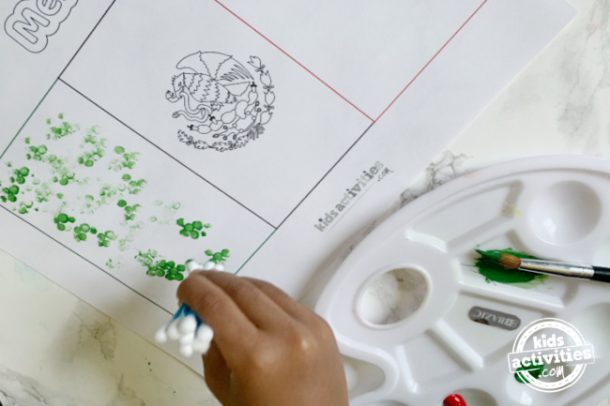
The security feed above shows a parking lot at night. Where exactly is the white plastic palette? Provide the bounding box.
[315,156,610,405]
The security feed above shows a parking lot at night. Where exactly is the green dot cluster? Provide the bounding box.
[46,114,76,140]
[110,146,138,171]
[53,212,76,231]
[26,144,48,161]
[177,218,211,239]
[1,167,30,203]
[78,130,106,167]
[117,199,140,221]
[97,230,117,247]
[1,184,19,203]
[73,223,98,242]
[78,148,104,167]
[135,250,186,281]
[2,113,233,284]
[52,173,75,186]
[205,248,230,264]
[122,174,146,195]
[17,201,33,215]
[11,167,30,184]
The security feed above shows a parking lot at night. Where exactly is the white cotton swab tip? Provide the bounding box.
[154,326,168,344]
[190,324,214,354]
[179,314,198,334]
[179,332,195,346]
[166,319,181,340]
[180,343,194,357]
[192,338,211,354]
[196,324,214,342]
[186,259,203,273]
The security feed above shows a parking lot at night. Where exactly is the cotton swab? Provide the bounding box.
[154,260,218,358]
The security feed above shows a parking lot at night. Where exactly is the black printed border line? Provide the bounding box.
[234,121,375,273]
[0,204,173,315]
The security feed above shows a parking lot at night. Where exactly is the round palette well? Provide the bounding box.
[315,156,610,406]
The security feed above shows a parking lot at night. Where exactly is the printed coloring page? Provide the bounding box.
[0,0,575,371]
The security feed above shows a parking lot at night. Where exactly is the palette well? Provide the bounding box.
[315,156,610,405]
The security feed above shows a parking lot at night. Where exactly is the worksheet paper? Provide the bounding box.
[0,0,574,372]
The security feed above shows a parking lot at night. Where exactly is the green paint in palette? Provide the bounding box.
[475,248,547,284]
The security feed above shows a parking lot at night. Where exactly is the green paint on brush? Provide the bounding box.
[474,248,546,284]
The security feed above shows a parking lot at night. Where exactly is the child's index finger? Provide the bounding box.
[177,272,258,361]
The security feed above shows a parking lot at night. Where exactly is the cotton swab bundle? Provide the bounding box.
[154,260,220,357]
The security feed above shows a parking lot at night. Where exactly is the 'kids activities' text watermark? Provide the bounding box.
[314,161,392,232]
[508,318,595,393]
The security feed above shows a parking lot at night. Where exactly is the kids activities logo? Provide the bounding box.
[508,318,595,393]
[4,0,77,53]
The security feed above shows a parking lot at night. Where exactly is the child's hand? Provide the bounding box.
[178,271,349,406]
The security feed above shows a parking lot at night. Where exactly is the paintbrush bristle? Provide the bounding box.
[475,249,523,270]
[498,253,522,270]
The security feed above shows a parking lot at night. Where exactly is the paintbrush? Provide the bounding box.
[475,249,610,283]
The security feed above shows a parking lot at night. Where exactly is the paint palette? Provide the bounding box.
[314,156,610,405]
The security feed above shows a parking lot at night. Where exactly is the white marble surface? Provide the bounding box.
[1,0,609,405]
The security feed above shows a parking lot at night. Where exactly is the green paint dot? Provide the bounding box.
[114,146,125,154]
[122,174,131,181]
[117,199,127,207]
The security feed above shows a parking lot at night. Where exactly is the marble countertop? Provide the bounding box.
[1,0,609,405]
